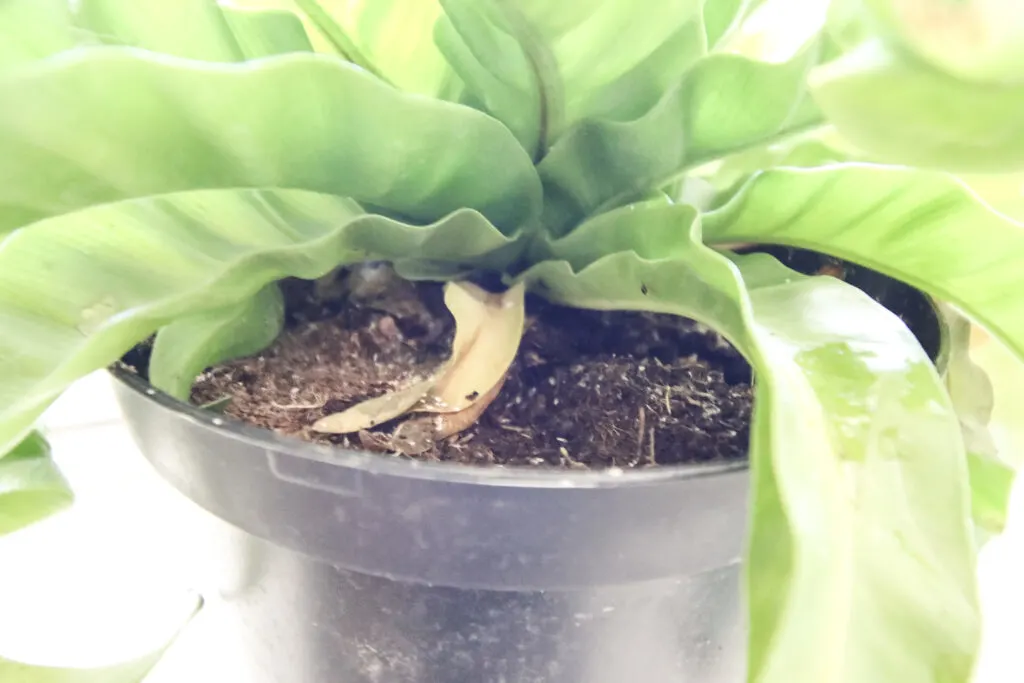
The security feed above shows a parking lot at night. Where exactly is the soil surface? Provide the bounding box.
[133,248,939,471]
[188,271,754,469]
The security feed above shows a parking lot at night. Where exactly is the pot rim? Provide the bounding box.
[110,364,749,489]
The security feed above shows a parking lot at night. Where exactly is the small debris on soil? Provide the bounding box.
[189,276,753,469]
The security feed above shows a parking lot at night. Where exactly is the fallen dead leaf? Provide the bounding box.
[311,280,525,435]
[311,375,437,434]
[392,374,508,454]
[419,281,525,413]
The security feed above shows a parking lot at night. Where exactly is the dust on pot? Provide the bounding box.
[112,255,944,683]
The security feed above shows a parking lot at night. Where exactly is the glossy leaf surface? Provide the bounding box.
[0,432,72,536]
[524,202,979,683]
[149,284,286,401]
[539,41,824,234]
[0,188,514,457]
[0,49,541,235]
[703,165,1024,365]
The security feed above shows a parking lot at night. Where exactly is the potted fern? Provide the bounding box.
[1,0,1022,682]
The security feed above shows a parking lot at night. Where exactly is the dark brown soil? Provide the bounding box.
[189,271,753,469]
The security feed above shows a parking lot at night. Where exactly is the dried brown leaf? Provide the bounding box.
[419,281,525,413]
[311,375,437,434]
[311,280,525,435]
[391,374,508,455]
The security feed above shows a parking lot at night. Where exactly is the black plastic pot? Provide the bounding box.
[112,367,749,683]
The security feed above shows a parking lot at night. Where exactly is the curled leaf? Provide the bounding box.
[423,281,525,413]
[312,281,526,434]
[0,432,72,535]
[149,284,285,401]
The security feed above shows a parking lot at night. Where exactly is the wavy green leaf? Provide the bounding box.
[437,0,706,151]
[217,5,315,58]
[0,432,72,536]
[291,0,390,81]
[76,0,244,61]
[0,0,80,69]
[0,49,541,235]
[515,0,704,107]
[532,195,698,268]
[810,40,1024,172]
[702,165,1024,365]
[570,14,706,125]
[703,164,1024,539]
[150,284,286,400]
[434,0,548,155]
[0,188,515,460]
[2,0,313,68]
[506,0,705,124]
[289,0,452,95]
[209,0,330,54]
[521,202,979,683]
[699,135,847,196]
[735,255,977,683]
[0,593,201,683]
[538,40,824,235]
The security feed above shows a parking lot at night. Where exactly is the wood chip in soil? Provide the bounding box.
[189,279,752,470]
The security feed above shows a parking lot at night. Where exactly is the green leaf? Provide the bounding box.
[696,134,848,200]
[0,593,201,682]
[75,0,243,61]
[736,256,978,683]
[292,0,389,81]
[0,49,541,235]
[149,284,286,400]
[0,432,72,536]
[940,303,1015,535]
[289,0,453,95]
[513,0,705,107]
[219,5,316,58]
[860,0,1024,86]
[532,196,700,269]
[2,0,313,68]
[703,0,767,48]
[810,40,1024,172]
[0,188,516,458]
[208,0,336,56]
[434,0,549,155]
[522,202,979,683]
[437,0,707,152]
[703,164,1024,543]
[538,39,824,235]
[570,14,706,125]
[702,165,1024,367]
[0,0,80,69]
[966,453,1014,538]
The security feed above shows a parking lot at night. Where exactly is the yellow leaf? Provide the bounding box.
[421,281,525,413]
[310,374,437,434]
[312,280,525,434]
